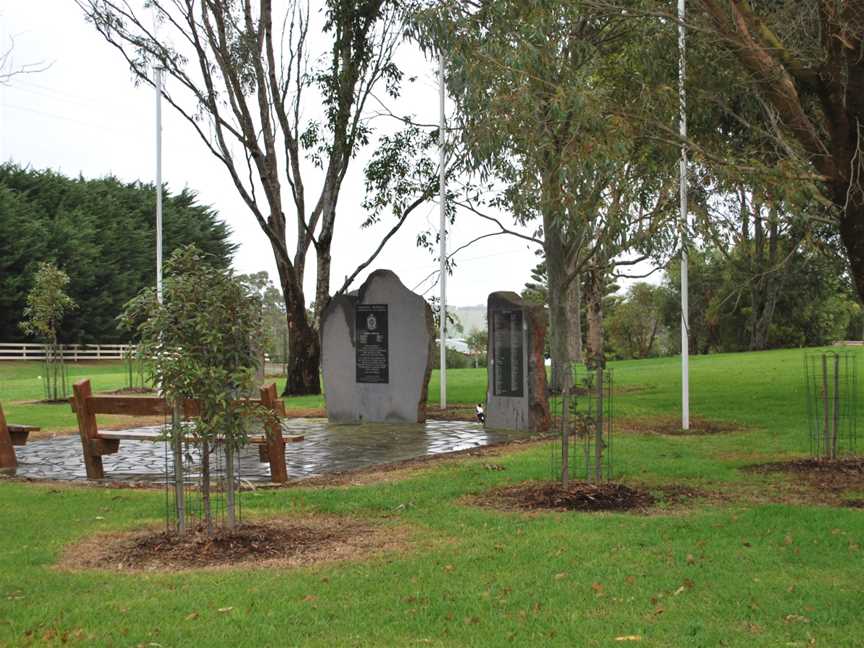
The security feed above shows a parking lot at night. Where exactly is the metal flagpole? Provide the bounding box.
[155,66,164,304]
[439,55,447,411]
[678,0,690,430]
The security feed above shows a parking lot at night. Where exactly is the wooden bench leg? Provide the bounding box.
[260,383,288,483]
[71,380,106,479]
[0,404,17,471]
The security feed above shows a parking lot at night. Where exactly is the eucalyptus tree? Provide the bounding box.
[415,1,678,387]
[78,0,439,395]
[586,0,864,303]
[696,1,864,300]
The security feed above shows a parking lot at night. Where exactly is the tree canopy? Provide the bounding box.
[0,164,235,343]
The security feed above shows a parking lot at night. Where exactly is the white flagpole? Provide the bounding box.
[678,0,690,430]
[439,55,447,411]
[155,65,164,304]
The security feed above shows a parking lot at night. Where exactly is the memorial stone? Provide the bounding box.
[321,270,434,423]
[485,292,550,432]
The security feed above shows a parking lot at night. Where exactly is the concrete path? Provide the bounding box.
[9,419,537,483]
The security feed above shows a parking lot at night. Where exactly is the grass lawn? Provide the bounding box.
[1,347,863,646]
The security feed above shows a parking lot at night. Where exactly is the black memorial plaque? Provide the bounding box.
[492,309,524,397]
[356,304,389,383]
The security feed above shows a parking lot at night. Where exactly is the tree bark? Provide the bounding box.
[584,262,605,370]
[566,266,583,364]
[544,215,571,392]
[273,243,321,397]
[839,188,864,302]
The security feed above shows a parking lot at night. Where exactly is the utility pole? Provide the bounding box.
[678,0,690,431]
[439,55,447,411]
[155,65,164,304]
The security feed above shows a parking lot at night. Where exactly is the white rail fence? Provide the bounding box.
[0,343,135,361]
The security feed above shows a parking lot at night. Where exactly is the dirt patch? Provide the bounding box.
[57,515,410,572]
[618,416,743,436]
[470,481,656,513]
[747,458,864,498]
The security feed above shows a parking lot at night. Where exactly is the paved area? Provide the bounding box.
[9,419,537,483]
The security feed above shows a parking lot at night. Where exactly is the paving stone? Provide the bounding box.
[11,419,535,483]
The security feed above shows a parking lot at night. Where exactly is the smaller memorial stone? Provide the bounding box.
[321,270,434,424]
[485,292,550,432]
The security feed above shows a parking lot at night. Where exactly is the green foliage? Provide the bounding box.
[662,244,859,353]
[119,246,267,453]
[607,283,669,359]
[432,343,473,370]
[19,263,76,343]
[238,272,288,360]
[19,262,76,401]
[0,164,235,343]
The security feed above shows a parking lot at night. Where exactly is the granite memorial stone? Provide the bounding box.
[321,270,434,423]
[485,292,550,432]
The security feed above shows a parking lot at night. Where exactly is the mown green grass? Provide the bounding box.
[1,348,863,646]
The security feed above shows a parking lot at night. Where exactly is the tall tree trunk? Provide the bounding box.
[839,189,864,303]
[566,268,583,364]
[273,245,321,396]
[544,222,571,392]
[540,159,571,392]
[584,263,605,369]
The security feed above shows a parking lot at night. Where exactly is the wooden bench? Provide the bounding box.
[0,402,40,471]
[69,379,302,483]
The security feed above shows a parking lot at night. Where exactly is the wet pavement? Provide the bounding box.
[8,419,537,483]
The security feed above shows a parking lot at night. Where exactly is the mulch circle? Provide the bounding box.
[618,416,741,436]
[751,457,864,476]
[747,458,864,501]
[59,516,408,572]
[116,522,342,568]
[472,481,655,513]
[107,387,156,395]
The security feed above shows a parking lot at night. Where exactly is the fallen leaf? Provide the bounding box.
[443,564,455,573]
[625,576,636,585]
[686,554,695,564]
[592,582,605,595]
[184,613,199,621]
[554,572,567,581]
[615,637,642,642]
[302,595,317,603]
[217,607,233,613]
[785,614,810,624]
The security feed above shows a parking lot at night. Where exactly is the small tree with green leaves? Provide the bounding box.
[120,246,267,534]
[19,262,76,401]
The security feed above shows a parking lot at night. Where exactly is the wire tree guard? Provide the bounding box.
[161,410,246,535]
[549,366,614,485]
[804,350,858,460]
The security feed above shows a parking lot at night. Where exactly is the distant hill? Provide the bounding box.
[450,305,486,336]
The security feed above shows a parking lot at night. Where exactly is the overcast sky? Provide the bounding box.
[0,1,555,311]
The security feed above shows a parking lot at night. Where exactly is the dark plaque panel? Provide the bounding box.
[492,309,524,397]
[356,304,389,383]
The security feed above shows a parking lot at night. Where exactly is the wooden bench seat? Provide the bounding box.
[70,380,300,483]
[0,404,40,471]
